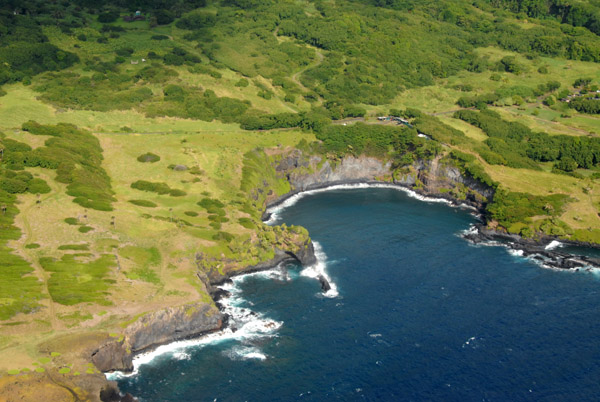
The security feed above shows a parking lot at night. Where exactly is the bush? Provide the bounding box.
[238,217,255,229]
[57,244,89,250]
[128,199,157,207]
[137,153,161,163]
[64,217,79,225]
[98,11,120,23]
[27,178,51,194]
[131,180,171,195]
[212,231,234,242]
[168,189,187,197]
[184,211,198,217]
[78,226,93,233]
[115,47,134,57]
[0,178,27,193]
[197,198,225,209]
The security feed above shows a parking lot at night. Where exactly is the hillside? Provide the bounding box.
[1,0,600,399]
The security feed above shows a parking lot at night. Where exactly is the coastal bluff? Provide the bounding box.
[266,151,494,212]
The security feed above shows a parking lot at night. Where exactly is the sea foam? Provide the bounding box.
[300,241,339,298]
[106,270,283,380]
[265,183,453,224]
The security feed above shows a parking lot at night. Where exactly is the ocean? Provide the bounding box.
[115,187,600,401]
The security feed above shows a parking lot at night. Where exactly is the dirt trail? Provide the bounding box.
[17,180,62,331]
[290,47,324,99]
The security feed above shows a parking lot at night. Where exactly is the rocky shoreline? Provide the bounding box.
[463,224,600,271]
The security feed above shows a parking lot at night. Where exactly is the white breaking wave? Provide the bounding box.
[508,249,524,257]
[300,242,339,298]
[106,271,283,380]
[226,346,267,361]
[265,183,453,224]
[545,240,564,251]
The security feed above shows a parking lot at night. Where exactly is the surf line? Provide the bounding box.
[264,182,460,225]
[106,269,287,380]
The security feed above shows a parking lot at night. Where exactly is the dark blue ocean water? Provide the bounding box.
[117,188,600,401]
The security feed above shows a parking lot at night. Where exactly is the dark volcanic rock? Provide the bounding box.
[92,341,133,372]
[124,303,223,354]
[463,224,599,271]
[317,274,331,292]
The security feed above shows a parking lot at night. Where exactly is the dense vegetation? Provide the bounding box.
[454,109,600,172]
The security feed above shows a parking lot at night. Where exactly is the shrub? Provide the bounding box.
[212,231,234,242]
[238,217,255,229]
[64,217,79,225]
[78,226,94,233]
[0,178,27,193]
[57,244,89,250]
[128,200,157,207]
[184,211,198,217]
[27,178,51,194]
[25,243,40,249]
[131,180,171,195]
[168,189,187,197]
[137,153,161,163]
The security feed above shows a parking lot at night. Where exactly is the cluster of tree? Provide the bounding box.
[410,113,468,146]
[459,81,562,107]
[314,123,441,163]
[486,0,600,36]
[36,72,154,112]
[0,12,79,86]
[18,121,116,211]
[454,109,600,171]
[239,102,365,131]
[145,86,250,123]
[487,188,570,229]
[569,97,600,114]
[130,180,186,197]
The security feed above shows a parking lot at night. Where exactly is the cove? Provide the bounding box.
[117,187,600,401]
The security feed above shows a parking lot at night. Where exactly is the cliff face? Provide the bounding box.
[207,239,317,285]
[271,151,494,211]
[92,302,222,372]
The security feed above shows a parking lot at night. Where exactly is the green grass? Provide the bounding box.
[119,246,161,284]
[39,254,116,305]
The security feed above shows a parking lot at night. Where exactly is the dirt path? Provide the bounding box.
[17,180,62,331]
[290,47,324,98]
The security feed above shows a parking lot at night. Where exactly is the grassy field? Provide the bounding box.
[0,96,313,374]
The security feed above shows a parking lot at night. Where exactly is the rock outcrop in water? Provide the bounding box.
[464,224,600,270]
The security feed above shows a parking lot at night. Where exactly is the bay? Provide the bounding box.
[117,188,600,401]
